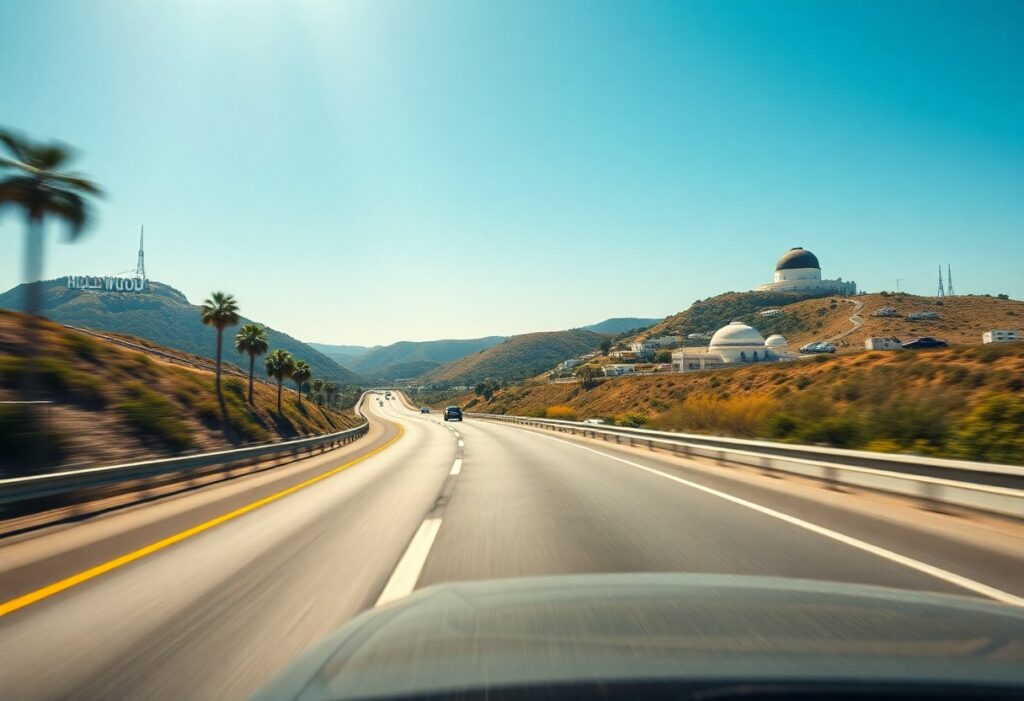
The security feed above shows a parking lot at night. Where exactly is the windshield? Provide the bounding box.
[1,2,1023,700]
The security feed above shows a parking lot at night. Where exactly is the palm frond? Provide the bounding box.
[0,175,34,207]
[0,130,29,162]
[41,190,89,239]
[53,172,103,195]
[201,291,241,328]
[26,143,73,170]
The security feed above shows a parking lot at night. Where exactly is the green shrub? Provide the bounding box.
[615,411,649,427]
[795,416,863,448]
[949,394,1024,465]
[116,383,192,450]
[61,333,100,362]
[793,376,812,390]
[223,378,246,400]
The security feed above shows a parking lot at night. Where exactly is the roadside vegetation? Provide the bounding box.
[0,310,362,474]
[457,343,1024,465]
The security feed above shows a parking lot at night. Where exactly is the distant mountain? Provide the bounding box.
[421,329,607,385]
[346,336,506,382]
[582,317,661,334]
[308,343,376,364]
[0,280,363,387]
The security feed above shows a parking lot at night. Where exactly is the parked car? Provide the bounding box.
[799,341,836,354]
[444,406,463,422]
[902,337,949,349]
[420,407,431,414]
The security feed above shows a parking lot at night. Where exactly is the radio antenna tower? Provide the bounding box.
[947,264,954,296]
[135,226,146,280]
[937,265,945,297]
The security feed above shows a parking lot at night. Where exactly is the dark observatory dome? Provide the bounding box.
[775,247,820,272]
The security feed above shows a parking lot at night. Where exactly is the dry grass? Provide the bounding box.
[461,341,1024,463]
[776,293,1024,351]
[0,310,361,472]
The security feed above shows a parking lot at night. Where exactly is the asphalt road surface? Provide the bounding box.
[2,393,1022,700]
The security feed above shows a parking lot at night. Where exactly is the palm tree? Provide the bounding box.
[200,292,240,397]
[0,130,103,320]
[311,379,324,405]
[324,382,338,408]
[292,361,312,407]
[234,323,268,404]
[265,349,295,414]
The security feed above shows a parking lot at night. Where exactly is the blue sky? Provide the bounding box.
[1,0,1022,345]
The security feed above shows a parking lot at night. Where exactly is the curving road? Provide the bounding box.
[2,393,1023,699]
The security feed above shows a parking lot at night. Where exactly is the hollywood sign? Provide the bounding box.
[66,275,148,292]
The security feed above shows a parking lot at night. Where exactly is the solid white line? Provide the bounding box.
[450,458,463,476]
[522,430,1024,607]
[375,518,443,607]
[457,440,465,448]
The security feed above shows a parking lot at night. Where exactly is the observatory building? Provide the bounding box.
[671,321,796,373]
[757,247,856,295]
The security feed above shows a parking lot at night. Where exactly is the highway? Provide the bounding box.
[2,392,1023,700]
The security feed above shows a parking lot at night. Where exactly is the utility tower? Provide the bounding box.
[135,226,146,280]
[947,264,954,296]
[937,265,945,297]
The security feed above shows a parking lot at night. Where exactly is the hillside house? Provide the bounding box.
[603,364,635,376]
[982,330,1020,344]
[865,337,902,350]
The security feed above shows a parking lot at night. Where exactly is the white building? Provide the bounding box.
[672,322,796,372]
[629,336,681,355]
[557,358,582,371]
[983,330,1020,344]
[603,364,635,376]
[757,247,856,295]
[865,337,902,350]
[907,311,939,321]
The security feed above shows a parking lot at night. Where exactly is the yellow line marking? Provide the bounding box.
[0,422,405,618]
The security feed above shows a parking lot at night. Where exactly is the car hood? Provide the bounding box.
[252,574,1024,700]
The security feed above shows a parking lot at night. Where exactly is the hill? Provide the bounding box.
[624,291,1022,352]
[420,329,607,385]
[769,293,1024,351]
[343,336,506,382]
[0,280,363,388]
[0,310,363,472]
[308,343,375,363]
[452,342,1024,465]
[581,317,661,334]
[635,290,831,341]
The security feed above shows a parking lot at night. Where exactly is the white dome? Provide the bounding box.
[765,334,788,347]
[709,321,766,348]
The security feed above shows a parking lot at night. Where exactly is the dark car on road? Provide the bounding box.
[421,407,430,414]
[444,406,463,422]
[903,336,949,349]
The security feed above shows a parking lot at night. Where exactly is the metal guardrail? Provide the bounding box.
[0,394,372,516]
[468,413,1024,519]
